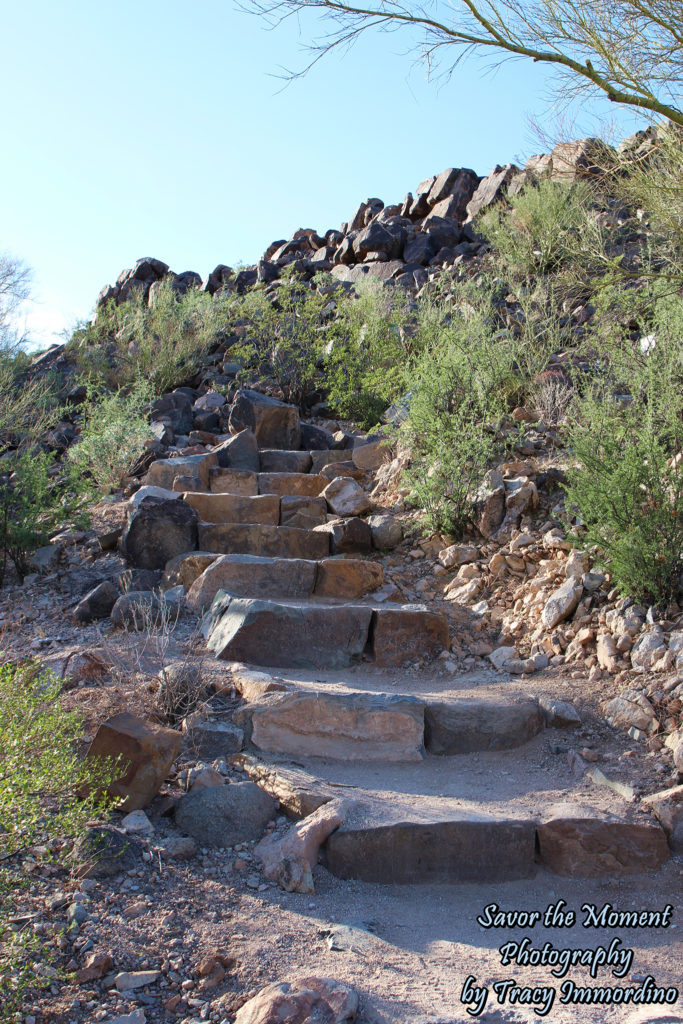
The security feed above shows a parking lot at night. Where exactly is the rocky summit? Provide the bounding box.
[2,124,682,1024]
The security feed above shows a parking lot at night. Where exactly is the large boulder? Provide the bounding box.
[465,163,520,221]
[322,477,371,517]
[121,497,198,570]
[187,554,317,611]
[229,390,301,450]
[174,782,276,847]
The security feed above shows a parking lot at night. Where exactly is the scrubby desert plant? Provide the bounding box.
[0,660,115,1019]
[67,378,154,493]
[479,179,603,279]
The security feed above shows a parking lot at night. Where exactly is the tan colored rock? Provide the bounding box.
[146,452,217,490]
[604,689,657,732]
[438,543,478,569]
[322,477,371,517]
[236,690,424,762]
[351,440,390,472]
[536,802,669,876]
[597,633,619,673]
[187,553,317,611]
[209,468,259,495]
[258,472,326,497]
[541,579,583,629]
[86,713,181,810]
[371,606,449,666]
[233,753,336,817]
[255,799,345,892]
[163,551,219,588]
[642,785,683,852]
[226,665,289,702]
[182,491,280,525]
[234,977,358,1024]
[314,559,383,599]
[197,523,329,560]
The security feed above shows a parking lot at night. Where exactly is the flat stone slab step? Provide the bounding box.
[204,596,449,668]
[235,690,425,762]
[187,554,383,611]
[197,522,330,560]
[233,753,670,882]
[208,469,328,498]
[183,492,280,525]
[232,676,546,760]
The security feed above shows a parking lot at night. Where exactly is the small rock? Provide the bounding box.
[115,970,160,992]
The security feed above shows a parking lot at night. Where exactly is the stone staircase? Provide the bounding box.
[133,412,673,885]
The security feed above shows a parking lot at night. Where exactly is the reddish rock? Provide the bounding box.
[234,977,358,1024]
[371,606,449,666]
[86,713,181,810]
[537,803,669,876]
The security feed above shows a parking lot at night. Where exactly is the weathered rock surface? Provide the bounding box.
[236,690,425,762]
[314,559,383,599]
[207,598,373,668]
[174,781,276,847]
[229,389,301,450]
[121,498,198,570]
[424,698,544,754]
[255,799,345,892]
[73,825,143,878]
[322,477,371,517]
[183,491,280,525]
[86,713,181,810]
[325,818,536,884]
[213,429,260,471]
[234,977,358,1024]
[536,802,669,876]
[371,606,449,666]
[198,523,329,560]
[188,554,317,610]
[541,578,583,629]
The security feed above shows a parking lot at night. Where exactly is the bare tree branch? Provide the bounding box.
[240,0,683,126]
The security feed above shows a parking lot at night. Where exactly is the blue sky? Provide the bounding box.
[1,0,645,348]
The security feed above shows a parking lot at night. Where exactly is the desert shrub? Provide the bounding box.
[479,178,603,279]
[0,660,115,1018]
[403,282,514,534]
[0,452,88,585]
[67,378,154,493]
[324,278,416,427]
[69,280,227,392]
[232,270,335,408]
[564,293,683,603]
[0,361,62,454]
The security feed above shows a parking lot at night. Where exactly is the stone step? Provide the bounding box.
[203,596,449,668]
[186,554,383,611]
[233,753,670,883]
[197,522,330,560]
[183,492,280,525]
[209,468,327,498]
[233,686,545,762]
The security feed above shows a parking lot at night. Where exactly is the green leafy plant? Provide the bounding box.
[479,178,603,279]
[0,452,88,586]
[0,660,116,1019]
[564,293,683,603]
[67,378,154,493]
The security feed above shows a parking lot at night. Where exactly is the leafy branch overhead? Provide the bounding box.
[243,0,683,126]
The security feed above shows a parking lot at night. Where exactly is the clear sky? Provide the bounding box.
[1,0,645,349]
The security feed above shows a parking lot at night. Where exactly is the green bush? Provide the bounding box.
[479,178,602,278]
[68,280,227,392]
[232,270,336,408]
[0,452,88,585]
[403,281,513,535]
[324,279,416,427]
[0,660,115,1018]
[564,292,683,603]
[67,378,154,493]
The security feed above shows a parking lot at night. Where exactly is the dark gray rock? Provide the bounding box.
[73,581,120,623]
[150,393,193,435]
[174,782,276,848]
[228,390,301,451]
[213,428,260,471]
[72,826,143,878]
[121,498,198,570]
